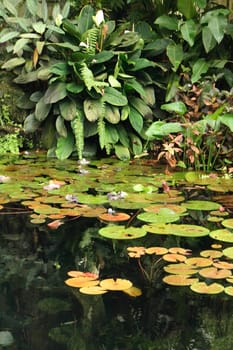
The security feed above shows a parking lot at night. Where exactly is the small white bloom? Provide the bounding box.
[79,41,89,48]
[55,14,63,27]
[93,10,104,27]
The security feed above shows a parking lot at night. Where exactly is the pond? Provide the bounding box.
[0,154,233,350]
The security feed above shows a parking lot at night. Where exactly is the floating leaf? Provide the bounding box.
[222,218,233,229]
[181,200,221,211]
[99,226,147,240]
[199,267,231,279]
[185,257,213,267]
[223,247,233,259]
[164,263,198,275]
[65,278,99,288]
[224,286,233,296]
[98,212,130,222]
[143,223,209,237]
[123,286,142,297]
[137,211,180,224]
[163,253,187,262]
[209,229,233,243]
[200,250,223,259]
[79,286,108,295]
[190,282,224,294]
[100,278,132,291]
[163,275,198,286]
[145,247,168,255]
[127,246,146,258]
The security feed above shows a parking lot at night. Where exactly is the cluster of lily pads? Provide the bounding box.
[126,244,233,296]
[0,155,233,297]
[65,270,142,297]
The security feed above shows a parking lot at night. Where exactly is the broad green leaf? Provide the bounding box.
[50,62,69,76]
[208,14,227,44]
[219,114,233,132]
[84,98,102,122]
[20,33,40,39]
[191,58,209,83]
[195,0,207,8]
[130,97,152,117]
[14,71,38,84]
[202,26,216,53]
[117,124,130,147]
[77,5,94,35]
[180,20,197,47]
[59,99,77,121]
[129,58,154,71]
[121,105,130,121]
[0,31,19,43]
[44,82,67,104]
[3,0,17,16]
[129,133,143,155]
[129,107,143,133]
[66,82,84,94]
[161,102,187,115]
[108,75,121,88]
[32,21,46,35]
[144,38,170,55]
[62,1,70,18]
[38,0,48,22]
[141,86,155,106]
[55,133,74,160]
[91,50,114,64]
[26,0,37,15]
[2,57,25,70]
[114,144,130,160]
[166,73,180,102]
[13,38,29,54]
[166,43,184,72]
[125,80,146,97]
[155,15,178,31]
[105,105,120,124]
[145,121,183,139]
[56,115,67,137]
[105,124,119,144]
[24,113,41,133]
[177,0,196,19]
[103,87,128,106]
[35,96,51,121]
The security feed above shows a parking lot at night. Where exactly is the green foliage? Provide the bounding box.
[0,1,156,160]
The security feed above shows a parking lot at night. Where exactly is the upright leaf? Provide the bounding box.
[129,107,143,134]
[26,0,38,16]
[208,15,227,44]
[56,133,74,160]
[191,58,209,83]
[77,5,94,35]
[35,96,51,121]
[202,26,216,53]
[177,0,196,19]
[166,43,184,72]
[44,82,67,104]
[180,20,197,47]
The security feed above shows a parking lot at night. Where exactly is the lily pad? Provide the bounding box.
[164,263,198,275]
[162,253,187,262]
[123,286,142,297]
[199,267,231,279]
[222,218,233,229]
[65,278,99,288]
[100,278,132,291]
[144,204,186,215]
[200,250,223,259]
[127,246,146,258]
[137,210,180,224]
[99,225,147,240]
[145,247,168,255]
[190,282,224,294]
[98,212,130,222]
[163,275,199,286]
[224,286,233,296]
[181,200,221,211]
[209,229,233,243]
[79,286,108,295]
[223,246,233,259]
[143,223,210,237]
[185,257,213,267]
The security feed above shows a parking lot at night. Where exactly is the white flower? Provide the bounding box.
[93,10,104,27]
[55,14,63,27]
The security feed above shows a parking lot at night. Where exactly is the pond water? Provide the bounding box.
[0,155,233,350]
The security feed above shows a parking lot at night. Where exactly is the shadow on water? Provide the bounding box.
[0,156,233,349]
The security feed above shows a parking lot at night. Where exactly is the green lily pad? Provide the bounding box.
[222,218,233,229]
[185,171,218,185]
[137,209,180,224]
[144,204,187,215]
[98,225,147,240]
[223,246,233,259]
[181,200,221,211]
[190,282,224,294]
[143,223,210,237]
[209,229,233,243]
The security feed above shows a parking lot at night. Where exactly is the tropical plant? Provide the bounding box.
[0,1,157,160]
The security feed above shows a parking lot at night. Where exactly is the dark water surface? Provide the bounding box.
[0,155,233,350]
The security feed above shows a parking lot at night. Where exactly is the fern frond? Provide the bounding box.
[71,110,84,159]
[80,62,108,92]
[86,27,99,54]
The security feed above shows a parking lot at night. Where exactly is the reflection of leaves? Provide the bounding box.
[37,298,71,314]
